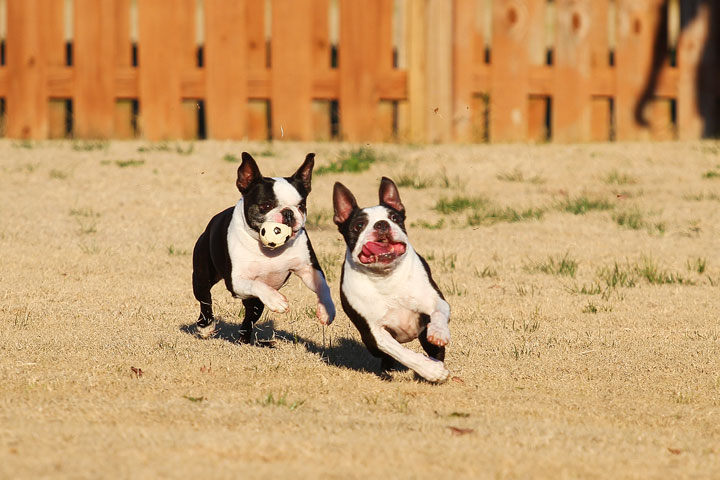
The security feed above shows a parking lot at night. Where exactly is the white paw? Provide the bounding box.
[418,358,450,383]
[196,321,218,339]
[260,289,289,313]
[426,321,450,347]
[316,300,336,325]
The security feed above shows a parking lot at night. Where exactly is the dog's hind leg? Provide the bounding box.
[239,297,264,344]
[193,231,221,338]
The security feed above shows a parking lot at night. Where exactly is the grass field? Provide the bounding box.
[1,139,719,479]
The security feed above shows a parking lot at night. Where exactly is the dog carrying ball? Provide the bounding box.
[259,221,292,249]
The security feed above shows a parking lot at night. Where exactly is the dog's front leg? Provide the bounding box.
[293,265,336,325]
[372,326,449,382]
[426,297,451,347]
[231,277,289,313]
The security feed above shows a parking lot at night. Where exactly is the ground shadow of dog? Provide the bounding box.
[179,318,403,378]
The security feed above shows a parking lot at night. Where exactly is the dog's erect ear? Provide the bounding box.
[236,152,262,193]
[333,182,358,226]
[292,153,315,194]
[379,177,405,214]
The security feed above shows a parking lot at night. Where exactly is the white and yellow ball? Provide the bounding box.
[259,221,292,249]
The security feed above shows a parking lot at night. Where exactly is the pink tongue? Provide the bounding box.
[363,242,394,255]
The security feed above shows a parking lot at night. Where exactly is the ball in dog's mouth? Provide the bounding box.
[259,221,293,249]
[359,241,407,264]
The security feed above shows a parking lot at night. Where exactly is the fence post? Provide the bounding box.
[271,0,313,141]
[74,0,116,139]
[205,0,248,140]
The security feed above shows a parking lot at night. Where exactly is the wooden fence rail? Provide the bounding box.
[1,0,718,143]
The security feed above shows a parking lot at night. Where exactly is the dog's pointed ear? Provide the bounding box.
[333,182,358,226]
[237,152,262,193]
[379,177,405,214]
[292,153,315,194]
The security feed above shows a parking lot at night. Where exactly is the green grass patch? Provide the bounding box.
[636,257,694,285]
[467,206,545,226]
[168,245,190,256]
[687,257,707,274]
[613,208,645,230]
[306,209,333,229]
[258,392,305,411]
[69,207,100,218]
[475,266,498,278]
[523,252,578,277]
[223,153,239,163]
[557,195,613,215]
[496,168,524,182]
[395,171,433,189]
[72,140,108,152]
[597,262,637,289]
[315,148,385,175]
[410,219,445,230]
[115,159,145,168]
[604,169,636,185]
[434,196,489,214]
[49,169,68,180]
[702,168,720,179]
[683,192,720,201]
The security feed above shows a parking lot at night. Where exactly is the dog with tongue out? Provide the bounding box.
[332,177,451,383]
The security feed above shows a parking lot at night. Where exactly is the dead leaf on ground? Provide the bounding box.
[130,366,143,378]
[451,376,465,384]
[668,448,682,455]
[447,426,474,436]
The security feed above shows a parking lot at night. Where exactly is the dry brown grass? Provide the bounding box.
[1,139,720,479]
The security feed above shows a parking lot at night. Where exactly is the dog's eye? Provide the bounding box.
[352,221,365,233]
[389,212,400,223]
[298,200,307,214]
[259,202,274,213]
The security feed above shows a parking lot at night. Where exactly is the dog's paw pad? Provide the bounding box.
[426,323,450,347]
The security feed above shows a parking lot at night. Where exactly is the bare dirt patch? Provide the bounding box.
[1,140,719,478]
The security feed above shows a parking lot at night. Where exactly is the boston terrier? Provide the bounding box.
[192,152,335,342]
[332,177,451,382]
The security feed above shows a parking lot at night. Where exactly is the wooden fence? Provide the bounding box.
[1,0,718,143]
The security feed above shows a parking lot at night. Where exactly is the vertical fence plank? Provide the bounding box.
[490,0,543,142]
[246,0,267,140]
[553,0,592,142]
[74,0,115,138]
[339,0,394,141]
[615,0,662,141]
[453,0,476,142]
[45,0,66,139]
[6,0,53,139]
[114,0,135,138]
[205,0,248,140]
[179,0,198,139]
[312,0,331,140]
[405,0,426,143]
[272,0,313,141]
[589,0,611,141]
[426,0,453,143]
[676,1,708,140]
[138,0,185,140]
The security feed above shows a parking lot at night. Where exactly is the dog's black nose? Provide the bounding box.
[281,208,295,227]
[374,220,390,233]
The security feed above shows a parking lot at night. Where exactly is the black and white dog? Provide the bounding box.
[192,152,335,342]
[333,177,451,382]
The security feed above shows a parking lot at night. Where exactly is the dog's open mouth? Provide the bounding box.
[359,241,406,264]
